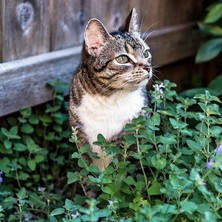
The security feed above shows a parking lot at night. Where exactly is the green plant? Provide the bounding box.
[181,74,222,98]
[51,80,222,222]
[0,79,74,221]
[1,79,222,221]
[196,0,222,63]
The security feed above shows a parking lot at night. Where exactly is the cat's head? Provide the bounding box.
[83,8,152,94]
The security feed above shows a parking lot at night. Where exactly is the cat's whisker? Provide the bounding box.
[141,22,158,39]
[144,30,158,42]
[139,9,147,34]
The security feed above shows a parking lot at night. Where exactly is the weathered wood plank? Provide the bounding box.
[129,0,160,32]
[0,46,81,116]
[148,23,202,67]
[0,24,202,117]
[159,0,205,27]
[129,0,205,31]
[86,0,130,32]
[0,2,3,62]
[1,0,50,62]
[51,0,88,50]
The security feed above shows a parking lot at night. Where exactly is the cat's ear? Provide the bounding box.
[84,18,113,56]
[119,8,140,33]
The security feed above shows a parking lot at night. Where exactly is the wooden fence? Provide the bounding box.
[0,0,206,116]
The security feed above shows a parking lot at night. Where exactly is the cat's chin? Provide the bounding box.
[137,78,149,87]
[125,79,149,91]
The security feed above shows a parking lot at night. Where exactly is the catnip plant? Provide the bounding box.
[0,80,222,222]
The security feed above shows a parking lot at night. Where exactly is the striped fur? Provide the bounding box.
[69,8,152,171]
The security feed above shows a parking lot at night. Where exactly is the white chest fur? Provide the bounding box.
[77,88,146,144]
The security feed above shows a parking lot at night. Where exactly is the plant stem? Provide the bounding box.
[16,169,21,189]
[136,129,150,201]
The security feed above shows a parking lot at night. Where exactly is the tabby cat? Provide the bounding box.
[69,8,152,171]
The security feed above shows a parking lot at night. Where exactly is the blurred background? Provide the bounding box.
[0,0,222,116]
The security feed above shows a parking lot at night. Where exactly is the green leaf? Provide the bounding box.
[39,115,52,125]
[97,134,106,143]
[101,186,114,195]
[79,145,89,154]
[29,115,39,125]
[16,188,27,199]
[86,164,100,173]
[18,172,29,180]
[196,38,222,63]
[181,88,218,98]
[4,140,12,149]
[20,107,32,117]
[1,128,9,137]
[67,172,79,184]
[123,176,136,186]
[8,126,20,139]
[151,156,167,170]
[28,159,36,171]
[187,140,200,151]
[198,22,222,36]
[181,201,197,214]
[21,123,34,134]
[204,3,222,23]
[148,181,162,195]
[14,143,27,152]
[169,118,178,129]
[64,199,74,211]
[50,208,65,216]
[208,74,222,95]
[0,157,10,173]
[35,155,45,163]
[71,152,80,159]
[94,209,112,218]
[29,193,43,206]
[77,159,85,168]
[53,124,62,133]
[190,168,201,181]
[150,113,160,126]
[203,211,217,222]
[18,117,27,123]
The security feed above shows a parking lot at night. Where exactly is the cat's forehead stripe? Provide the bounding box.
[113,32,150,53]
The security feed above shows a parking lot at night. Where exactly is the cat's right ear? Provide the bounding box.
[119,8,140,33]
[84,19,113,56]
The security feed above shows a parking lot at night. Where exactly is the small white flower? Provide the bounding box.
[153,83,165,97]
[72,211,80,219]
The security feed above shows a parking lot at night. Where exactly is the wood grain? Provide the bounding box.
[0,46,81,116]
[86,0,130,32]
[51,0,88,50]
[0,25,202,116]
[148,23,202,67]
[129,0,205,31]
[1,0,50,62]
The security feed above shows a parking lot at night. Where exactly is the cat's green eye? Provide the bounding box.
[143,49,150,58]
[115,55,130,64]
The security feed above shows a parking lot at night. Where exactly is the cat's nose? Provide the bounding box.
[143,64,151,72]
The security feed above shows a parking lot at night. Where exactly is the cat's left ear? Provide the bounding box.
[119,8,140,33]
[84,18,113,56]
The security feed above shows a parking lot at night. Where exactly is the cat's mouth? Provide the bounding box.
[136,69,152,85]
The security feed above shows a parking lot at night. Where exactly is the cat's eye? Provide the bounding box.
[115,55,130,64]
[143,49,150,58]
[148,57,152,64]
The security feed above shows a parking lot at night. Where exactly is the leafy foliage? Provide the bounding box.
[1,80,222,221]
[0,79,74,221]
[196,1,222,63]
[181,74,222,98]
